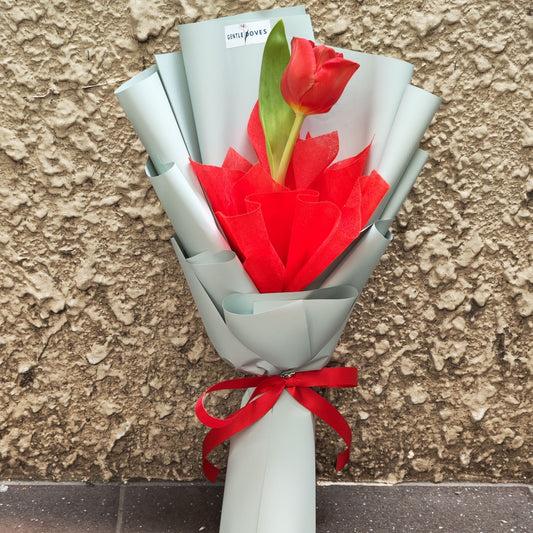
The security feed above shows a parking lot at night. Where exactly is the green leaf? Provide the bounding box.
[259,19,294,180]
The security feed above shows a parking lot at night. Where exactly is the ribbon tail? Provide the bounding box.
[201,386,285,481]
[289,386,353,471]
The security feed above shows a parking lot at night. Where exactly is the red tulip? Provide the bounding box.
[281,38,359,116]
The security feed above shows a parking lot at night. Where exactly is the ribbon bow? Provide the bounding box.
[195,367,358,482]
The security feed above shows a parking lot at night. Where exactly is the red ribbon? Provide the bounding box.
[195,367,357,482]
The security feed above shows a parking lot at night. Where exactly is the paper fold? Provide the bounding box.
[223,286,356,370]
[154,52,202,162]
[171,236,357,375]
[146,160,228,256]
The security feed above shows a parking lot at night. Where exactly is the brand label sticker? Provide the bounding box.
[225,20,271,48]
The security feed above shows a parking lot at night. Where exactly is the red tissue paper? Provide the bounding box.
[191,104,389,293]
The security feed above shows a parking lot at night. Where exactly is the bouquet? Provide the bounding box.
[115,6,440,532]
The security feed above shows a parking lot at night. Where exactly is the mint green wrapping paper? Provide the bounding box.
[154,52,201,162]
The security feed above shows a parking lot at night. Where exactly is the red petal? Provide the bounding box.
[281,38,316,108]
[313,44,339,70]
[300,59,359,114]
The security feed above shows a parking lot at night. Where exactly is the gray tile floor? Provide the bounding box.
[0,481,531,532]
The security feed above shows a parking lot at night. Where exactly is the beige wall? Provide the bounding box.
[0,0,530,483]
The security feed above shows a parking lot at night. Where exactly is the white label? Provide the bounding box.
[224,20,271,48]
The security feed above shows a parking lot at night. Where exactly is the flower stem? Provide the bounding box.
[275,111,306,185]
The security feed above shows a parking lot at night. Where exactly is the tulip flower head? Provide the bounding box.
[281,38,359,116]
[266,36,359,184]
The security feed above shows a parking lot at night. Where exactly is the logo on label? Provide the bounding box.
[225,20,271,48]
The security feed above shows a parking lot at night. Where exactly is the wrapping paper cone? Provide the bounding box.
[371,87,441,223]
[116,7,441,532]
[114,66,201,194]
[172,234,357,533]
[116,67,228,255]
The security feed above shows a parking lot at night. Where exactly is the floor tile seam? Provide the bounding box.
[317,480,533,488]
[0,480,225,487]
[115,484,126,533]
[118,480,226,487]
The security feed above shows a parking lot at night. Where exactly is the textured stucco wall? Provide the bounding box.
[0,0,531,483]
